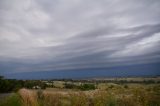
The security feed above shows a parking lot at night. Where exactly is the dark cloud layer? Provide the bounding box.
[0,0,160,78]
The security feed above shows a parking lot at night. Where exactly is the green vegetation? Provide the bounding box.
[64,83,78,89]
[0,93,21,106]
[64,83,96,90]
[23,80,46,89]
[0,76,23,92]
[80,83,96,91]
[0,76,46,93]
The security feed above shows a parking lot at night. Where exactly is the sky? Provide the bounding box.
[0,0,160,79]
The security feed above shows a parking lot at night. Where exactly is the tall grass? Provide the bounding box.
[43,92,62,106]
[69,92,88,106]
[14,86,160,106]
[18,89,39,106]
[91,91,117,106]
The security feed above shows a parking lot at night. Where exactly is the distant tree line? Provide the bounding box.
[48,78,159,84]
[62,79,159,84]
[0,76,46,93]
[105,79,158,84]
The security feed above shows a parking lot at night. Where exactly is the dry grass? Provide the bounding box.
[17,83,160,106]
[69,92,88,106]
[43,92,62,106]
[18,89,39,106]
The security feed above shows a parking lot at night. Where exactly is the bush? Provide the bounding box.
[80,83,96,91]
[108,85,114,89]
[124,85,128,89]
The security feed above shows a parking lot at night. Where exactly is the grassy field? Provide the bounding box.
[0,80,160,106]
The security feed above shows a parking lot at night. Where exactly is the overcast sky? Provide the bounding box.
[0,0,160,79]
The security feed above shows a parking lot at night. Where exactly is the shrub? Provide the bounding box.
[80,84,96,91]
[108,85,114,89]
[124,85,128,89]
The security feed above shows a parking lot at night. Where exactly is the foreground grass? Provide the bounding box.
[18,86,160,106]
[0,93,22,106]
[0,84,160,106]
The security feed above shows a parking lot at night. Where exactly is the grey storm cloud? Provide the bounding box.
[0,0,160,74]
